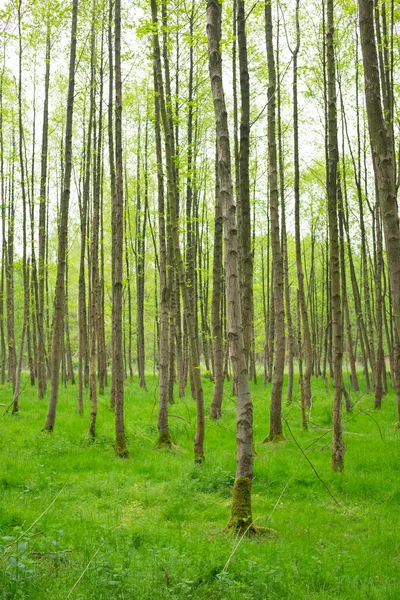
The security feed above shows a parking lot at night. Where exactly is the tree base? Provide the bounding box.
[194,453,205,464]
[156,430,173,449]
[332,460,344,472]
[226,477,253,532]
[87,413,96,440]
[209,406,222,420]
[115,433,129,458]
[262,432,286,444]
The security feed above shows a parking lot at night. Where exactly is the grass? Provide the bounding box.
[1,372,400,599]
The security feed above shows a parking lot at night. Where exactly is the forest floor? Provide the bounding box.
[1,373,400,599]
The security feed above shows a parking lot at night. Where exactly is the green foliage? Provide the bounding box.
[1,375,400,598]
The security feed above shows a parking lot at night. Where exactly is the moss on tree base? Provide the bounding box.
[156,430,173,449]
[225,477,277,536]
[262,432,286,444]
[115,433,129,458]
[194,453,205,464]
[226,476,253,532]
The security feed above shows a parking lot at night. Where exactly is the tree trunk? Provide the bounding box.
[113,0,128,456]
[207,0,255,533]
[209,145,224,419]
[263,0,285,443]
[43,0,78,432]
[153,62,172,448]
[152,0,205,462]
[237,0,253,369]
[326,0,345,471]
[359,0,400,415]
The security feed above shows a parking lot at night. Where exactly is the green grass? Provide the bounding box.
[1,373,400,599]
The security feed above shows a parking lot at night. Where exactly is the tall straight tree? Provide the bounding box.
[237,0,252,368]
[0,63,6,385]
[358,0,400,417]
[263,0,285,443]
[37,21,50,399]
[293,0,312,407]
[113,0,128,456]
[108,0,116,408]
[153,62,172,447]
[151,0,205,462]
[207,0,256,532]
[326,0,344,471]
[209,145,224,419]
[43,0,78,431]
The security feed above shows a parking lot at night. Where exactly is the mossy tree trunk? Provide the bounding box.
[207,0,255,532]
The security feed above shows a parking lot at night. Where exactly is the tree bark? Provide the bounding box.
[152,0,205,462]
[207,0,255,532]
[326,0,345,471]
[43,0,78,431]
[263,0,285,443]
[113,0,128,456]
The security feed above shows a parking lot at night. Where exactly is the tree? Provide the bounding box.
[358,0,400,420]
[113,0,128,456]
[207,0,255,532]
[326,0,344,471]
[263,0,285,444]
[151,0,205,462]
[43,0,79,432]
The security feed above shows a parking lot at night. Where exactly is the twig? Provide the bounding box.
[282,416,340,506]
[66,540,105,598]
[3,386,28,416]
[222,516,264,574]
[2,483,68,557]
[358,409,385,442]
[169,414,192,425]
[31,549,72,557]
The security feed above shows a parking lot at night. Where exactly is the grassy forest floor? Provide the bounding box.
[1,373,400,599]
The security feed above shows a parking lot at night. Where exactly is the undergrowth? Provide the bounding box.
[1,373,400,599]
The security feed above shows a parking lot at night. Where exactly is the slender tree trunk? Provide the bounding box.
[374,197,384,408]
[152,0,205,462]
[264,0,285,443]
[6,135,16,389]
[0,65,5,385]
[359,0,400,419]
[277,11,294,402]
[154,63,172,448]
[237,0,253,369]
[113,0,128,456]
[326,0,345,471]
[43,0,78,431]
[210,145,224,419]
[207,0,256,533]
[293,0,312,408]
[108,0,116,407]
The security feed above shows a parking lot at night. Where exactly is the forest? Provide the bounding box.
[1,0,400,597]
